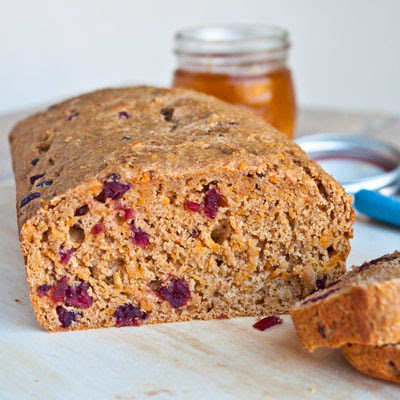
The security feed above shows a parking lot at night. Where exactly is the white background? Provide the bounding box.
[1,0,399,114]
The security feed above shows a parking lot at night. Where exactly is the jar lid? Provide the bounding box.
[175,24,289,55]
[296,133,400,195]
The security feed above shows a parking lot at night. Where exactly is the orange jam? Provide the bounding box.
[173,25,296,138]
[173,67,296,137]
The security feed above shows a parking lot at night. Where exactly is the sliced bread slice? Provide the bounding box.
[290,251,400,352]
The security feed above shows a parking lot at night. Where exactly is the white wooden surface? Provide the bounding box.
[1,107,400,399]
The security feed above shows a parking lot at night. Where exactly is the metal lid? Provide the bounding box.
[295,133,400,195]
[174,24,289,55]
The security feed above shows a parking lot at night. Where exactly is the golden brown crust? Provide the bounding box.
[9,86,354,332]
[342,343,400,384]
[9,86,349,231]
[290,251,400,352]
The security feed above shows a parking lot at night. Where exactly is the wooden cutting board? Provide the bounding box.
[1,182,399,400]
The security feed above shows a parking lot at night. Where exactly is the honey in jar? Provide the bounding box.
[172,25,296,138]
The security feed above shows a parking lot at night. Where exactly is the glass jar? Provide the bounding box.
[172,24,296,138]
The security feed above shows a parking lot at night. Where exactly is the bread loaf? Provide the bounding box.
[9,86,354,331]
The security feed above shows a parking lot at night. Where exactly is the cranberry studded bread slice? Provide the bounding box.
[290,251,400,352]
[342,343,400,384]
[9,86,354,332]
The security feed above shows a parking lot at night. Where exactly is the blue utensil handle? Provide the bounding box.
[354,189,400,228]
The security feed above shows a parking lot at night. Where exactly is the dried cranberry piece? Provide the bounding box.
[358,255,397,272]
[316,278,326,290]
[20,192,40,208]
[253,316,283,331]
[310,277,339,295]
[36,180,53,187]
[119,111,131,119]
[130,224,150,247]
[37,284,52,297]
[91,223,104,235]
[114,303,148,327]
[218,313,228,319]
[184,201,201,213]
[74,205,89,216]
[30,173,45,184]
[122,208,135,220]
[67,110,79,121]
[31,158,39,166]
[52,276,69,302]
[326,280,340,288]
[59,245,75,265]
[96,180,130,202]
[158,279,190,308]
[204,188,221,219]
[56,305,81,328]
[318,324,326,338]
[65,283,93,309]
[114,202,135,220]
[302,288,340,305]
[388,360,400,373]
[104,181,130,200]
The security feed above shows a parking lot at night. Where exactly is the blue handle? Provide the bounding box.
[354,189,400,228]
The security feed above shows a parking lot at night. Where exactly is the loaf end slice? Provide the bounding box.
[342,343,400,384]
[9,86,354,331]
[290,251,400,351]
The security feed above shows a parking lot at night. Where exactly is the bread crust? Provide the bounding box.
[290,252,400,352]
[9,86,351,232]
[342,343,400,384]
